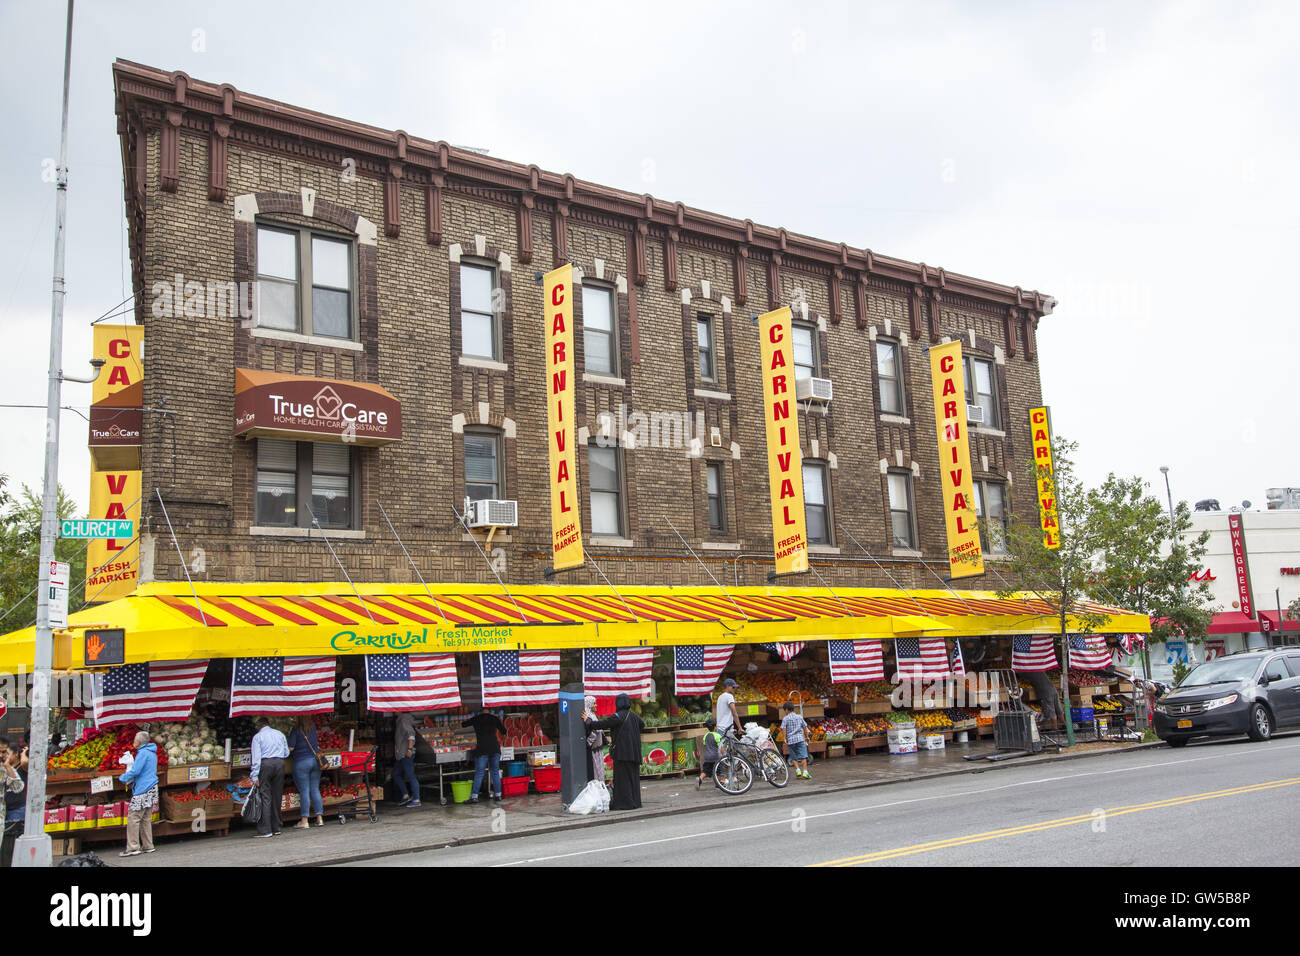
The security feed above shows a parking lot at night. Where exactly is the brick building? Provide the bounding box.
[112,60,1056,596]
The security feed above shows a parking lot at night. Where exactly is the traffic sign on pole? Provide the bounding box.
[48,561,69,629]
[60,518,133,539]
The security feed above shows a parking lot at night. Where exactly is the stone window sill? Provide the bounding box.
[701,541,740,551]
[589,535,635,548]
[249,327,364,351]
[809,544,841,555]
[880,414,911,426]
[972,426,1006,438]
[695,387,731,402]
[583,372,627,387]
[459,355,509,372]
[250,525,366,540]
[891,548,923,558]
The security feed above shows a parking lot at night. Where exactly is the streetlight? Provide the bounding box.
[1159,465,1175,524]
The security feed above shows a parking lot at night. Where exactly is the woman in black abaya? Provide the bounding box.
[584,693,645,810]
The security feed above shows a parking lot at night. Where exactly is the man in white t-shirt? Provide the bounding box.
[715,678,743,737]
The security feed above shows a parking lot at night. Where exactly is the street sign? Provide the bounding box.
[49,560,69,629]
[61,518,133,539]
[84,628,125,667]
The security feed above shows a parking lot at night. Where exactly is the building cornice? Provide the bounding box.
[112,59,1056,319]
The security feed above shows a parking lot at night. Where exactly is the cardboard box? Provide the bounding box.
[826,745,846,758]
[44,807,70,832]
[68,805,98,831]
[887,728,917,755]
[51,836,81,857]
[920,734,946,751]
[96,801,127,828]
[527,750,557,767]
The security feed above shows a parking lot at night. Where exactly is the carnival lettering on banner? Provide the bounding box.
[1028,406,1060,550]
[544,264,584,570]
[1227,513,1254,618]
[758,307,808,575]
[929,340,983,578]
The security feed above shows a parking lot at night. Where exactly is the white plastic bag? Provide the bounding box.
[742,723,770,747]
[567,779,610,815]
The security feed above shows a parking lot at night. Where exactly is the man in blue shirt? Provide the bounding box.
[250,718,290,837]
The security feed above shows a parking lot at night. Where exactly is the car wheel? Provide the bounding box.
[1246,703,1273,742]
[1165,737,1189,748]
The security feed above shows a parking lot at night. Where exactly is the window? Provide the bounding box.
[697,313,717,383]
[887,471,916,550]
[464,430,502,502]
[706,462,725,532]
[582,284,616,375]
[973,480,1008,554]
[803,461,830,545]
[963,355,1000,428]
[256,439,354,530]
[460,262,498,359]
[255,439,298,526]
[1263,658,1289,683]
[256,225,354,338]
[792,324,818,380]
[588,445,624,537]
[876,339,904,415]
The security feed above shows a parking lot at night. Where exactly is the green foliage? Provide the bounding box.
[994,437,1112,634]
[0,476,86,631]
[1172,658,1192,686]
[1085,475,1215,644]
[1287,595,1300,623]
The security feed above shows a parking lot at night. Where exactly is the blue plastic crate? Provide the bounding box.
[503,760,528,778]
[1071,707,1095,722]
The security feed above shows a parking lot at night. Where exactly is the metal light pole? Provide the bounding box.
[13,0,102,868]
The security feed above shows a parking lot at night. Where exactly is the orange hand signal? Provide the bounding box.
[86,634,105,662]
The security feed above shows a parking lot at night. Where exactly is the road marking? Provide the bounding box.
[813,777,1300,866]
[488,740,1300,866]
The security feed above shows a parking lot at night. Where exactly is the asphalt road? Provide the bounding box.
[341,734,1300,867]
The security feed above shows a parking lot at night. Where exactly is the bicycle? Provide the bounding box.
[712,727,789,795]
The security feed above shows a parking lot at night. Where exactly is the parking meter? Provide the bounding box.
[558,684,588,804]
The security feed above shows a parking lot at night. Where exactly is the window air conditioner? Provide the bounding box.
[966,404,985,425]
[795,377,833,403]
[465,498,518,528]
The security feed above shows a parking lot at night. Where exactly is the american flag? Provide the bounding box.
[480,650,561,706]
[894,637,951,679]
[583,646,655,697]
[230,656,336,716]
[1012,635,1058,672]
[365,653,461,712]
[760,642,806,662]
[673,645,733,695]
[828,639,885,683]
[93,660,209,727]
[1120,633,1146,656]
[950,640,967,676]
[1068,634,1113,670]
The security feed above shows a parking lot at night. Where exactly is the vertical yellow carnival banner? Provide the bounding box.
[85,468,142,602]
[929,341,983,578]
[544,265,584,571]
[91,325,143,404]
[1029,406,1060,549]
[758,307,809,575]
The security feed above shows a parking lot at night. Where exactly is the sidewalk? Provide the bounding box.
[109,738,1159,867]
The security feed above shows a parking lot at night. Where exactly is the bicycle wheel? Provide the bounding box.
[758,748,789,788]
[713,755,754,795]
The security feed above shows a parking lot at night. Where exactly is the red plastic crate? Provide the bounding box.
[500,774,530,797]
[531,766,562,792]
[340,751,375,773]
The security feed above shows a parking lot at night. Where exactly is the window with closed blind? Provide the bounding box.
[255,439,355,530]
[464,430,502,502]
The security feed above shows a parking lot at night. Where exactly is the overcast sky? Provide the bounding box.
[1,0,1296,515]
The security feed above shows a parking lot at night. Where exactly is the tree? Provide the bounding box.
[1287,595,1300,624]
[1085,475,1215,647]
[992,437,1114,745]
[0,478,86,633]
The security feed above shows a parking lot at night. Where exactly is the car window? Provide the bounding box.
[1285,656,1300,679]
[1263,658,1289,682]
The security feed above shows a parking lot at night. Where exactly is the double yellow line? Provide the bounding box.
[812,777,1300,867]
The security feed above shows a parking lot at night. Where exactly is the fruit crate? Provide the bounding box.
[852,734,887,753]
[164,760,231,786]
[834,698,892,715]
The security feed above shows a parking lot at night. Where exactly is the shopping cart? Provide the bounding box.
[332,748,378,824]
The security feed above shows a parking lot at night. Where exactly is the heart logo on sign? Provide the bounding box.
[312,385,344,420]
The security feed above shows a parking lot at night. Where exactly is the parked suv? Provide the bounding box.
[1154,649,1300,746]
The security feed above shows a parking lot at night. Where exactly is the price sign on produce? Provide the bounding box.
[90,776,113,794]
[188,764,211,782]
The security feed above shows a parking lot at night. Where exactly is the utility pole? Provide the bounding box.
[13,0,102,868]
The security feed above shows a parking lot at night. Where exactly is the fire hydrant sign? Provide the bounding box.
[48,560,69,629]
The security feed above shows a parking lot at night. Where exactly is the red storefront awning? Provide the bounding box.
[1207,611,1261,634]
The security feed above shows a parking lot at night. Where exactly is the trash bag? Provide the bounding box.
[567,779,610,815]
[57,852,108,867]
[742,724,770,747]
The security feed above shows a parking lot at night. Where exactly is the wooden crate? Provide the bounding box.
[852,734,887,753]
[834,698,892,715]
[163,761,231,786]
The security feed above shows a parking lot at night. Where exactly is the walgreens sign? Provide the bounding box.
[1227,513,1255,618]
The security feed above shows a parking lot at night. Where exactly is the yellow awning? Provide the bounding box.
[0,580,1149,671]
